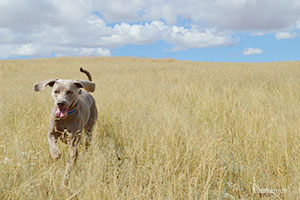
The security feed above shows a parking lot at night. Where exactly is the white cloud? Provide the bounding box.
[167,27,233,51]
[0,43,111,58]
[13,44,36,56]
[0,15,233,58]
[54,47,111,57]
[250,32,265,36]
[203,0,300,31]
[297,19,300,29]
[94,0,300,31]
[243,48,263,56]
[275,31,297,40]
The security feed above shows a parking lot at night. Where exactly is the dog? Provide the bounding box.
[34,68,98,185]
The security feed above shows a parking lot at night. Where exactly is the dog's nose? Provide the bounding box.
[57,101,66,107]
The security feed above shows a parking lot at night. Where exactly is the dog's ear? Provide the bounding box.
[74,80,95,92]
[34,79,57,92]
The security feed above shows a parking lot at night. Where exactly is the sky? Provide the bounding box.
[0,0,300,62]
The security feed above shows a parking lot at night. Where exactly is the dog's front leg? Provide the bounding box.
[63,132,81,186]
[48,132,62,160]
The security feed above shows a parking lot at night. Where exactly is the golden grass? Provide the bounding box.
[1,57,300,199]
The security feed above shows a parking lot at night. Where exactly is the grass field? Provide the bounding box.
[1,57,300,199]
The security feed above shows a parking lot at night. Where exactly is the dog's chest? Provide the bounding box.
[54,119,67,132]
[54,120,73,144]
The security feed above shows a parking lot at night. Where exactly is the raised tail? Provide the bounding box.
[80,67,92,81]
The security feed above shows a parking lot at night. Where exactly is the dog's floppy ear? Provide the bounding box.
[34,79,57,92]
[74,80,95,92]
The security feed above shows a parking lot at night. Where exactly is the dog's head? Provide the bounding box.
[34,79,95,119]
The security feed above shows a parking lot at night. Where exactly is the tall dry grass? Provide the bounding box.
[0,57,300,199]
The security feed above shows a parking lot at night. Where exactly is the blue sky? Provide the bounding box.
[0,0,299,62]
[114,34,300,62]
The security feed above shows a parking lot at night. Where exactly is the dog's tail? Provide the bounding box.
[80,67,92,81]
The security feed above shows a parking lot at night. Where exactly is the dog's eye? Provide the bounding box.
[54,90,59,94]
[67,91,73,95]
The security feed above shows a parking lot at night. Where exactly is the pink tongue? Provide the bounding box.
[56,108,67,118]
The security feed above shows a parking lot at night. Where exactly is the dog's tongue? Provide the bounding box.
[56,108,67,118]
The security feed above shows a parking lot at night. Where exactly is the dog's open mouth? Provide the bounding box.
[56,108,68,119]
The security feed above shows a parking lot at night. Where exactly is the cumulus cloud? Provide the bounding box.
[275,31,297,39]
[94,0,300,31]
[203,0,300,31]
[250,32,265,36]
[243,48,263,56]
[0,0,300,58]
[0,14,233,58]
[0,43,111,58]
[297,19,300,29]
[167,27,233,51]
